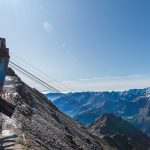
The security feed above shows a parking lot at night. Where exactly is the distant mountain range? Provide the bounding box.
[44,92,62,101]
[45,88,150,136]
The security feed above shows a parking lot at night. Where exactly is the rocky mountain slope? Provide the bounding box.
[50,90,150,135]
[88,113,150,150]
[0,68,117,150]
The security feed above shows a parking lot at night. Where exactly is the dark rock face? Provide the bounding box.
[2,68,116,150]
[88,113,150,150]
[51,90,150,135]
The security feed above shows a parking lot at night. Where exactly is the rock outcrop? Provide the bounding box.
[0,68,116,150]
[88,113,150,150]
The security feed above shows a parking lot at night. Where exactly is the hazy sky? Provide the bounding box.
[1,0,150,92]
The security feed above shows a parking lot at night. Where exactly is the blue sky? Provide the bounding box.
[0,0,150,91]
